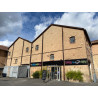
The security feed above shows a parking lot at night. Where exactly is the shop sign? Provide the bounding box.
[31,62,42,66]
[65,59,88,65]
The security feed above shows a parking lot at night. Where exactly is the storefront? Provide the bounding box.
[30,58,90,81]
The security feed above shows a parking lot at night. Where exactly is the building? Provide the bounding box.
[6,37,31,77]
[6,24,95,82]
[0,45,8,76]
[30,24,94,82]
[91,40,98,79]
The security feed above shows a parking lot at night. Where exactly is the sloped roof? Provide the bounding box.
[32,24,91,46]
[0,45,8,51]
[8,37,31,49]
[91,40,98,45]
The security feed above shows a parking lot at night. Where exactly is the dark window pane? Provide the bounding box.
[26,47,29,52]
[70,36,75,43]
[35,45,39,50]
[15,59,18,64]
[50,54,54,60]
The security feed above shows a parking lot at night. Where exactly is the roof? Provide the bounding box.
[0,45,8,51]
[91,40,98,45]
[32,24,91,46]
[8,37,31,49]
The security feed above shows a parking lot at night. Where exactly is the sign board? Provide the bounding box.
[31,59,88,66]
[65,59,88,65]
[31,62,42,66]
[42,70,47,80]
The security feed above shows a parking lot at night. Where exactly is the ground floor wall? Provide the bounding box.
[62,65,91,82]
[30,64,92,82]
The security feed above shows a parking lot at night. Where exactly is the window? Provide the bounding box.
[26,47,29,52]
[35,45,39,50]
[8,52,11,56]
[70,36,75,43]
[50,54,54,60]
[15,59,18,64]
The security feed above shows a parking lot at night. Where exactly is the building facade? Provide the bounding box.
[7,37,31,66]
[6,24,95,82]
[91,40,98,79]
[0,45,8,76]
[30,24,94,82]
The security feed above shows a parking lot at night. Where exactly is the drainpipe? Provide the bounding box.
[91,46,96,83]
[62,27,65,81]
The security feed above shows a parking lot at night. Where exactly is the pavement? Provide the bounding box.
[0,77,98,86]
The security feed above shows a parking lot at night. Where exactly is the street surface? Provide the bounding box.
[0,78,98,86]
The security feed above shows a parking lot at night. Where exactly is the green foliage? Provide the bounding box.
[32,70,47,79]
[39,70,43,78]
[66,70,83,82]
[32,71,40,78]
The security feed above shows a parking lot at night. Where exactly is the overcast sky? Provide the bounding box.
[0,12,98,46]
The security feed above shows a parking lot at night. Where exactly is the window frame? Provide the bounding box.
[15,59,18,64]
[50,54,54,61]
[35,45,39,51]
[70,36,75,43]
[26,47,29,52]
[8,52,11,56]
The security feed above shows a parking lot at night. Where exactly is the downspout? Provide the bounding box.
[62,27,65,81]
[10,44,14,66]
[21,40,24,65]
[90,45,96,82]
[29,42,32,78]
[41,34,44,71]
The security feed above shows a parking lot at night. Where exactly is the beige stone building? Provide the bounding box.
[6,24,95,82]
[91,40,98,79]
[0,45,8,76]
[7,37,31,66]
[30,24,94,82]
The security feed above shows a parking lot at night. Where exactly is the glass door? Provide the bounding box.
[51,67,61,81]
[57,67,61,81]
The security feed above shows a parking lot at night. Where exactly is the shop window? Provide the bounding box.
[26,47,29,52]
[15,59,18,64]
[50,54,54,60]
[8,52,11,56]
[35,45,39,50]
[70,36,75,43]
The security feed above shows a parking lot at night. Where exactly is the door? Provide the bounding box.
[51,67,61,81]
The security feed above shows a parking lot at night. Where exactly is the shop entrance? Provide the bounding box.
[47,66,61,81]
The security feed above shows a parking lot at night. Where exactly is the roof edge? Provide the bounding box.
[8,37,31,49]
[32,24,91,46]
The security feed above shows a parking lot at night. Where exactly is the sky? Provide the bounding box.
[0,12,98,46]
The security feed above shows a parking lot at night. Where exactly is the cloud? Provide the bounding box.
[34,16,54,38]
[0,40,13,46]
[0,12,22,38]
[34,12,98,41]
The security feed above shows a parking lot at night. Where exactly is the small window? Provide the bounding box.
[15,59,18,64]
[70,36,75,43]
[26,47,29,52]
[50,54,54,60]
[8,52,11,56]
[35,45,39,50]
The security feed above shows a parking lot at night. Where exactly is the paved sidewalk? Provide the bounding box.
[0,78,98,86]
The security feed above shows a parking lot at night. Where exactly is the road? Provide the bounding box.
[0,78,98,86]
